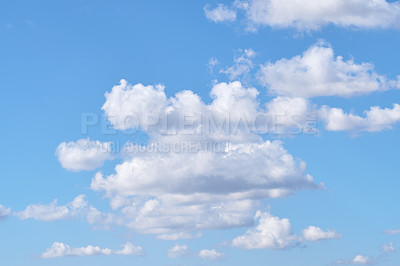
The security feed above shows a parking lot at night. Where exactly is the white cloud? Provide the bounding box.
[264,96,316,135]
[258,43,395,98]
[16,195,87,221]
[56,138,114,171]
[166,244,191,259]
[102,79,316,138]
[319,104,400,132]
[222,0,400,31]
[93,79,322,235]
[101,80,167,131]
[41,242,111,258]
[102,79,259,138]
[335,254,374,265]
[92,141,316,200]
[199,249,225,261]
[231,211,300,249]
[15,195,118,228]
[167,245,225,260]
[383,228,400,235]
[204,4,237,23]
[0,205,11,220]
[5,23,15,29]
[382,242,396,253]
[232,211,341,249]
[92,140,319,234]
[41,242,145,258]
[302,226,342,242]
[208,57,219,73]
[114,242,146,256]
[352,255,374,265]
[85,206,118,228]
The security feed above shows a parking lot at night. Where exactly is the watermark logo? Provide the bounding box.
[81,112,318,136]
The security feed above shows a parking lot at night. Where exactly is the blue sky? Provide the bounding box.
[1,0,400,265]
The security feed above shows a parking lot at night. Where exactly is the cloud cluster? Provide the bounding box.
[232,211,341,249]
[101,78,317,141]
[156,232,200,241]
[205,0,400,31]
[56,138,114,171]
[41,242,145,258]
[16,195,88,221]
[334,242,396,265]
[89,79,322,235]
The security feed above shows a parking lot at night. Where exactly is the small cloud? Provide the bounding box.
[166,244,192,259]
[41,242,145,258]
[5,23,15,30]
[335,254,374,265]
[302,226,342,242]
[383,228,400,235]
[15,195,118,228]
[114,242,146,256]
[199,249,225,261]
[382,242,395,253]
[204,4,237,23]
